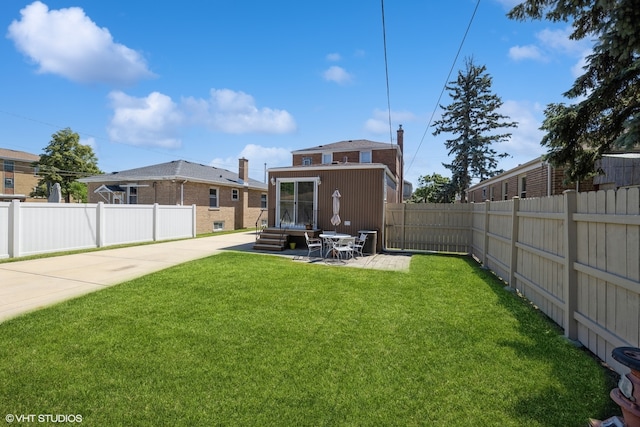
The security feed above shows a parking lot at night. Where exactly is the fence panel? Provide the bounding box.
[574,188,640,370]
[469,202,486,262]
[514,195,566,328]
[17,203,99,256]
[157,205,195,240]
[102,204,155,246]
[485,200,514,283]
[385,203,471,253]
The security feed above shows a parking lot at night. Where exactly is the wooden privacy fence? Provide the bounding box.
[385,188,640,374]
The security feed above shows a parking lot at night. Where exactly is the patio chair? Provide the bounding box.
[332,236,355,260]
[305,232,323,258]
[353,233,367,258]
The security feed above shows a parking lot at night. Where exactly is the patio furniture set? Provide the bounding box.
[305,232,367,261]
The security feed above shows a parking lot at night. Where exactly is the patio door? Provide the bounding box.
[276,179,318,228]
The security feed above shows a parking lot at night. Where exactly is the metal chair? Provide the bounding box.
[332,236,355,260]
[305,232,322,258]
[353,233,367,257]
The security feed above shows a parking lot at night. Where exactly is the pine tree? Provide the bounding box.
[33,128,102,202]
[508,0,640,181]
[433,58,516,202]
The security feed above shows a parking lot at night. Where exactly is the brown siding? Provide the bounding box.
[1,159,40,201]
[268,168,386,251]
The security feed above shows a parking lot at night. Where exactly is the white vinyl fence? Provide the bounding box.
[0,201,196,259]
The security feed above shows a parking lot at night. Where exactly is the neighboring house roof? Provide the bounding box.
[79,160,267,190]
[292,139,400,154]
[467,156,545,191]
[0,148,40,162]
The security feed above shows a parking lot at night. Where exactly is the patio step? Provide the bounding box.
[253,228,289,251]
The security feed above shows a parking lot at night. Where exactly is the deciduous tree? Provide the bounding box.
[33,128,101,203]
[411,173,454,203]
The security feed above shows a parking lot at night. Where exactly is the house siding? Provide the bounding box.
[268,168,386,251]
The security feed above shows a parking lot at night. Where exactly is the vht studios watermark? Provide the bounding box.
[5,414,82,423]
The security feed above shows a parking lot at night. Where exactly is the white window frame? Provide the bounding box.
[213,221,224,231]
[322,152,333,164]
[260,193,267,209]
[518,175,527,198]
[359,150,372,163]
[209,187,219,208]
[231,188,239,201]
[127,186,137,204]
[502,181,508,200]
[302,157,312,166]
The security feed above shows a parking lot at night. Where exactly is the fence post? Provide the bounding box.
[563,190,578,340]
[192,204,197,237]
[153,203,159,241]
[96,202,105,247]
[401,203,406,250]
[8,200,20,258]
[508,197,520,290]
[482,201,490,266]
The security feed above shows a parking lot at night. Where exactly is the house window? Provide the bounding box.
[209,188,218,208]
[261,193,267,209]
[322,153,332,164]
[482,187,487,200]
[4,178,14,189]
[213,221,224,231]
[4,160,14,172]
[519,176,527,198]
[302,157,312,166]
[503,182,508,200]
[489,186,495,201]
[360,151,372,163]
[128,187,137,204]
[231,189,239,201]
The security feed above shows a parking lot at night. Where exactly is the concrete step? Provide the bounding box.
[253,243,286,251]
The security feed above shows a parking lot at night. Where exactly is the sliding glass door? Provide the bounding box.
[276,179,318,228]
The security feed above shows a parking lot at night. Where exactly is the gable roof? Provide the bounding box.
[79,160,267,190]
[0,148,40,163]
[292,139,399,154]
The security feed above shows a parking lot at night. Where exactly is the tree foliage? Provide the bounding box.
[433,58,516,202]
[508,0,640,181]
[33,128,101,203]
[410,173,454,203]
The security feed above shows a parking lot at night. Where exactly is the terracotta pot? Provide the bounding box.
[610,347,640,427]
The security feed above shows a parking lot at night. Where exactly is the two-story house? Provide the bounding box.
[0,148,40,202]
[262,126,407,252]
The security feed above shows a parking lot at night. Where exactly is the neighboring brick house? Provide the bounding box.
[0,148,40,202]
[466,157,596,202]
[80,158,268,234]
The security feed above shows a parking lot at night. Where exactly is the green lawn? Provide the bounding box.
[0,252,618,426]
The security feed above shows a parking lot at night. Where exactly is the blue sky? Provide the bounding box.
[1,0,592,187]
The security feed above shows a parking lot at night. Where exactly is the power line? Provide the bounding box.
[405,0,481,177]
[381,0,393,145]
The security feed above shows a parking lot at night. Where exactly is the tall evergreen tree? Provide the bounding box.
[508,0,640,181]
[433,58,516,202]
[33,128,102,203]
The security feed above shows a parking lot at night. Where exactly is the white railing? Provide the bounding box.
[0,201,196,259]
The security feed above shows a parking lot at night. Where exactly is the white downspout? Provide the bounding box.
[180,180,188,205]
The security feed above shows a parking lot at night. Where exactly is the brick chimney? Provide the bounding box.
[397,125,404,202]
[239,157,249,183]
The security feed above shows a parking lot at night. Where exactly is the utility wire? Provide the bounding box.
[381,0,393,145]
[405,0,481,176]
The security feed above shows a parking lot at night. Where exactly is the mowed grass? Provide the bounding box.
[0,252,618,426]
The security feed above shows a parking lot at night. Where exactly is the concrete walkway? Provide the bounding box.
[0,232,411,323]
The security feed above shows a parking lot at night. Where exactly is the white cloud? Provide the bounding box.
[364,109,418,135]
[211,144,291,181]
[326,53,341,61]
[323,66,353,84]
[7,1,154,85]
[509,45,545,61]
[493,0,522,9]
[107,91,184,148]
[494,100,546,162]
[183,88,296,134]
